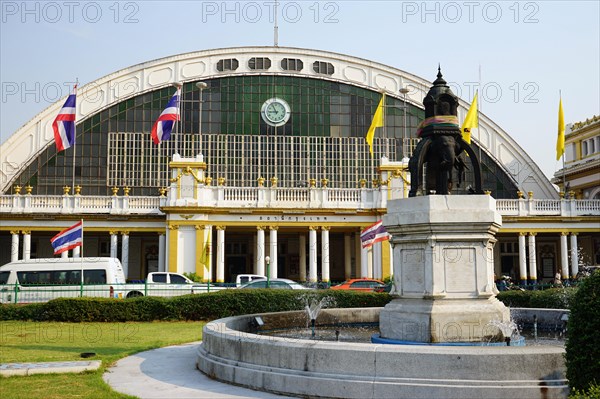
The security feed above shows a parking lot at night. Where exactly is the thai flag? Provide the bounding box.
[151,88,181,145]
[360,220,390,249]
[51,221,83,255]
[52,85,77,152]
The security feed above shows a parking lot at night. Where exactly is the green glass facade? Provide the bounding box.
[9,75,517,198]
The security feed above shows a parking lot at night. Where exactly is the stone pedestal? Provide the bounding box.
[380,195,510,343]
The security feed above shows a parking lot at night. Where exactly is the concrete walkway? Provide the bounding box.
[103,342,290,399]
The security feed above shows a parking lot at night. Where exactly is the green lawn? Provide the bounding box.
[0,321,205,399]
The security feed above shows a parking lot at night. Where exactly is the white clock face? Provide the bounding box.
[261,98,291,127]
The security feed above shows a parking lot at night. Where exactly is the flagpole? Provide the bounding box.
[477,65,482,160]
[560,90,566,193]
[80,219,84,296]
[71,80,78,193]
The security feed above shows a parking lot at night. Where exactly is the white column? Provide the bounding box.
[518,232,527,285]
[367,247,374,278]
[299,234,307,282]
[22,231,31,261]
[256,227,265,276]
[321,227,330,283]
[158,233,166,272]
[355,232,362,278]
[252,233,257,274]
[373,242,382,279]
[10,231,19,262]
[61,251,68,259]
[110,231,118,258]
[269,227,278,279]
[570,233,579,278]
[73,246,80,258]
[344,234,352,280]
[361,245,368,278]
[205,226,213,281]
[121,231,129,279]
[216,226,225,283]
[308,227,318,282]
[528,233,537,283]
[560,232,569,280]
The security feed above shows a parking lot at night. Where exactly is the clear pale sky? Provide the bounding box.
[1,1,599,180]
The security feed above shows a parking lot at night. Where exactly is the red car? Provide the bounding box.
[330,279,386,292]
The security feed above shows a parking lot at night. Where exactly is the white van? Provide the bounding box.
[0,257,126,304]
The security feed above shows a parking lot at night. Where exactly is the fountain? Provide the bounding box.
[196,70,568,398]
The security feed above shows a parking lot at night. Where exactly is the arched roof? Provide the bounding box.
[0,46,557,198]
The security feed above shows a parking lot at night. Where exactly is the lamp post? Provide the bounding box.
[195,82,208,156]
[265,256,271,288]
[400,87,410,158]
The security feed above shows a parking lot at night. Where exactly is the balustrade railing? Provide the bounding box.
[0,192,598,218]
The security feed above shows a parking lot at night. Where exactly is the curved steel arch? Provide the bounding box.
[0,46,556,197]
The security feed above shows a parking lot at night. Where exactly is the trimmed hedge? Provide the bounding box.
[566,271,600,392]
[1,286,578,323]
[0,290,392,322]
[496,287,578,309]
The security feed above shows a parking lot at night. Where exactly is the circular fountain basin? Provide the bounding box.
[197,307,568,399]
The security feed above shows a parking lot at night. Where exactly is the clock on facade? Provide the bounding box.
[261,97,291,127]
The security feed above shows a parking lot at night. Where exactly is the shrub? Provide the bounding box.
[0,290,392,322]
[569,384,600,399]
[566,270,600,392]
[497,287,578,309]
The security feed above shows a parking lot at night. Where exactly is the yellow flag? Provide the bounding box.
[556,98,565,160]
[366,94,385,156]
[461,91,478,144]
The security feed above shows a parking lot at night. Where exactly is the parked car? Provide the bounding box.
[238,278,309,290]
[235,274,266,287]
[330,279,386,292]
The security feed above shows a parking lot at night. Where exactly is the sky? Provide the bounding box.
[1,1,599,181]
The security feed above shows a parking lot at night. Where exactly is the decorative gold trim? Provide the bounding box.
[169,161,207,169]
[309,178,316,188]
[180,214,194,220]
[257,177,265,187]
[169,225,179,230]
[123,186,130,196]
[21,230,31,235]
[269,226,279,231]
[256,226,265,231]
[321,226,330,231]
[527,191,534,199]
[359,179,366,188]
[25,185,33,195]
[112,187,119,196]
[10,230,20,235]
[270,177,278,187]
[218,177,226,186]
[321,178,329,187]
[309,226,318,231]
[63,186,71,195]
[121,231,130,236]
[14,185,22,195]
[216,225,226,230]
